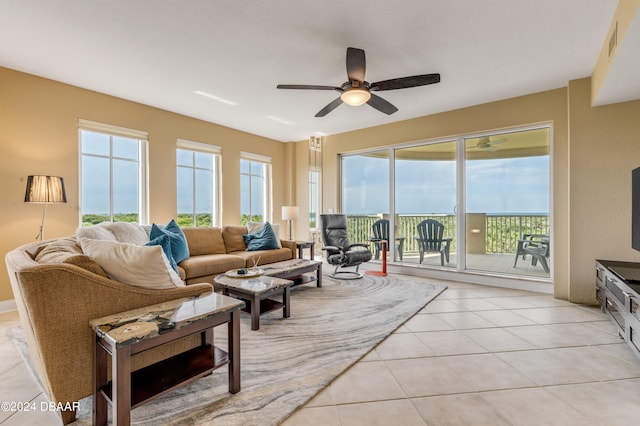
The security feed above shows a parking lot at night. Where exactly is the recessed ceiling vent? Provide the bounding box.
[608,21,618,58]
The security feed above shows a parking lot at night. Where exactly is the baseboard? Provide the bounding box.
[0,299,17,313]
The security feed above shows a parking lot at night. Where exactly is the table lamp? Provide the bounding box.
[281,206,299,240]
[24,175,67,240]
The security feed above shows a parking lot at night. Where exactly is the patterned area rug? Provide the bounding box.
[13,273,446,425]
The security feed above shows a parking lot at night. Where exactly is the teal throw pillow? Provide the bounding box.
[146,234,178,272]
[149,219,190,264]
[243,222,279,251]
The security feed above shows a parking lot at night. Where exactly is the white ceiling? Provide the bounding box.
[0,0,624,142]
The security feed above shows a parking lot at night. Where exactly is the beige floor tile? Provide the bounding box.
[474,309,537,327]
[546,379,640,425]
[374,333,435,360]
[336,399,426,426]
[328,361,406,404]
[483,296,538,309]
[480,387,595,425]
[281,405,340,426]
[385,357,473,397]
[546,322,623,345]
[496,349,596,386]
[0,335,23,376]
[412,393,511,426]
[360,348,381,362]
[514,306,604,324]
[461,327,536,352]
[515,295,577,307]
[548,346,640,381]
[430,312,497,329]
[415,330,488,356]
[505,324,589,348]
[403,314,454,332]
[592,342,639,364]
[441,353,535,391]
[448,298,501,311]
[434,289,477,300]
[0,363,44,423]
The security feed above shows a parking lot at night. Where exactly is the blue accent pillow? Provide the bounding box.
[146,234,178,272]
[149,219,190,264]
[243,222,279,251]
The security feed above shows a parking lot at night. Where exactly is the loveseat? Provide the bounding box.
[5,222,296,424]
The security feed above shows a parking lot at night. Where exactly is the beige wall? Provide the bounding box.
[569,77,640,302]
[0,67,289,302]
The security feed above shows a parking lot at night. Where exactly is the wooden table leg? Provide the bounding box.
[250,294,260,330]
[283,286,291,318]
[317,263,322,288]
[228,310,241,393]
[112,345,132,425]
[94,341,108,426]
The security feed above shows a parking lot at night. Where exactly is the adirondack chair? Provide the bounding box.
[371,219,405,261]
[415,219,452,266]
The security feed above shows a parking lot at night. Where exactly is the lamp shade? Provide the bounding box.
[24,175,67,204]
[281,206,299,221]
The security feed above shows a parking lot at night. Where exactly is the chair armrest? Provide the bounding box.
[321,245,342,252]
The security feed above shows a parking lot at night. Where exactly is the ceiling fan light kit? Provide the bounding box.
[341,87,371,106]
[277,47,440,117]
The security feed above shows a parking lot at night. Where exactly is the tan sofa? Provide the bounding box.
[4,224,296,424]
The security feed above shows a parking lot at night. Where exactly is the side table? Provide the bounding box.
[296,241,315,260]
[90,293,244,426]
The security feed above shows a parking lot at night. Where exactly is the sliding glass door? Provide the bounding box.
[339,125,551,280]
[465,128,550,277]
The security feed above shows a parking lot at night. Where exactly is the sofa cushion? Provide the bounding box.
[243,222,279,251]
[34,237,108,277]
[80,238,184,289]
[149,219,190,263]
[222,225,248,253]
[76,221,149,245]
[228,248,293,267]
[178,254,246,280]
[182,227,226,256]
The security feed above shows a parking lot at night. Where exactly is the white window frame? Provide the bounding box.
[176,139,222,227]
[240,151,272,223]
[78,119,149,225]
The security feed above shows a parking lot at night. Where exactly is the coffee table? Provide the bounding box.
[261,259,323,288]
[213,275,293,330]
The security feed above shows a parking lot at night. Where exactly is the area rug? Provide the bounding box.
[10,273,445,425]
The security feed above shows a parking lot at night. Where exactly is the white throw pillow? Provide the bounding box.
[77,222,149,245]
[247,222,282,247]
[80,238,185,289]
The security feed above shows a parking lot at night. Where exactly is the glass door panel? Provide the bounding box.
[341,151,390,250]
[464,128,550,277]
[395,141,457,267]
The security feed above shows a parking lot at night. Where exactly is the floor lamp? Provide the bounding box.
[24,175,67,240]
[281,206,299,240]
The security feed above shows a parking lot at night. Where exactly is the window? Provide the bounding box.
[176,140,221,227]
[240,152,272,225]
[79,120,148,226]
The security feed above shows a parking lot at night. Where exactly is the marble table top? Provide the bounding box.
[213,275,293,295]
[89,292,244,346]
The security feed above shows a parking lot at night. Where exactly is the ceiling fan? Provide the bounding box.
[277,47,440,117]
[476,136,508,151]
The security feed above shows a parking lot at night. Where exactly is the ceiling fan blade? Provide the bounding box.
[346,47,366,82]
[366,93,398,115]
[370,73,440,91]
[315,97,343,117]
[277,84,340,91]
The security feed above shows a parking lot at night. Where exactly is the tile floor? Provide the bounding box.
[2,277,640,425]
[283,278,640,426]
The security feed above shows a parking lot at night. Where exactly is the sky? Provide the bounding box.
[343,154,549,215]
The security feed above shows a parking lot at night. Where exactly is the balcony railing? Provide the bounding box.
[346,214,549,255]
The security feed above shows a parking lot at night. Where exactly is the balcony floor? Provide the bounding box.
[373,252,550,279]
